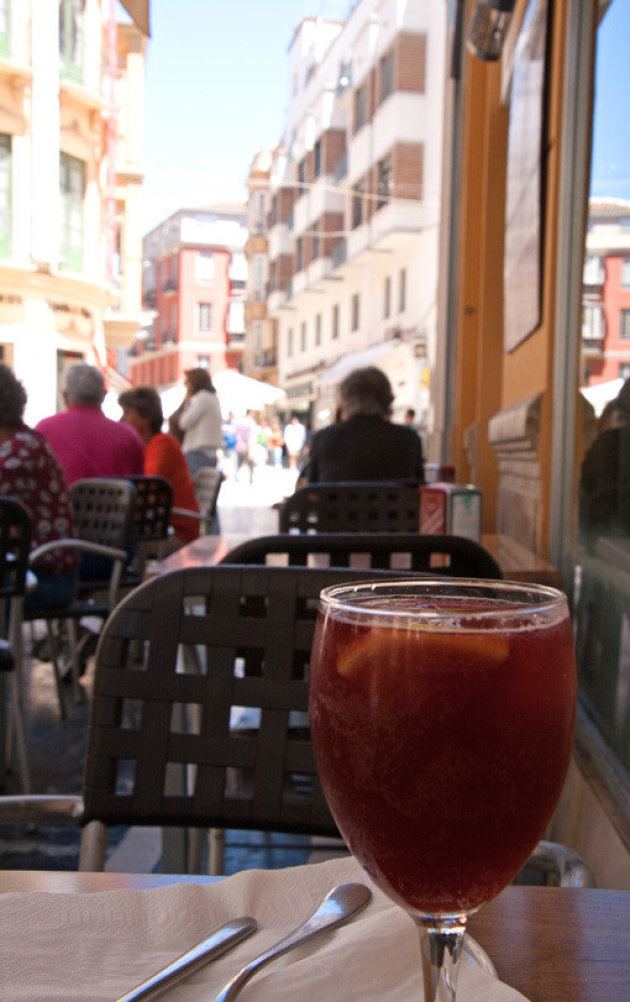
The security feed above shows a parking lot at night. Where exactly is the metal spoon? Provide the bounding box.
[212,882,372,1001]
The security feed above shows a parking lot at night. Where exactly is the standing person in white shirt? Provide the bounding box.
[283,416,306,469]
[170,368,223,476]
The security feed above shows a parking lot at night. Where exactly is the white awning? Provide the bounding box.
[317,341,405,386]
[160,369,285,420]
[580,378,624,417]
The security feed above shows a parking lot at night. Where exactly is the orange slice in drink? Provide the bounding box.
[337,627,509,681]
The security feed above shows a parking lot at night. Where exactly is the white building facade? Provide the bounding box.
[0,0,147,424]
[262,0,447,430]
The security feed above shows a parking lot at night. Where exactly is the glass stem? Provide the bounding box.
[414,917,467,1002]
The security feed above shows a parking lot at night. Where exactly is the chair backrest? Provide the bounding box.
[125,475,174,543]
[0,496,31,604]
[85,564,418,837]
[69,478,136,550]
[278,481,421,533]
[221,532,502,578]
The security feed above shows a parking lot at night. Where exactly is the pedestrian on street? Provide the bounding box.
[283,416,306,469]
[169,368,223,476]
[234,410,258,484]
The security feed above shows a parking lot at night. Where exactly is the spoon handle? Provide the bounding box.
[213,883,371,1002]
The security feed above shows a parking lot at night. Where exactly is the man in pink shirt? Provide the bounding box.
[36,363,144,484]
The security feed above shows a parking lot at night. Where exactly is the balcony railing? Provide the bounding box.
[254,348,277,367]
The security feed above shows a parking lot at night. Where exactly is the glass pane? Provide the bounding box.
[575,0,630,771]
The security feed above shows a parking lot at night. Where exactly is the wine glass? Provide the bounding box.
[309,578,576,1000]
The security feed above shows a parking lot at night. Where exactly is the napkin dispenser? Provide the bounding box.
[419,482,482,541]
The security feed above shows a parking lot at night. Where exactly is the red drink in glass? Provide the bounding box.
[310,587,576,917]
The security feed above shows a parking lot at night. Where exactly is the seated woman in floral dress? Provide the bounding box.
[0,364,78,613]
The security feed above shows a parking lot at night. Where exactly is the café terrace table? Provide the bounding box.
[0,870,627,1001]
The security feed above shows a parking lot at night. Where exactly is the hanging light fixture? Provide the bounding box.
[466,0,517,61]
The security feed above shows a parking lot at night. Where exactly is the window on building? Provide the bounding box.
[297,158,306,191]
[351,293,360,331]
[621,257,630,288]
[59,151,84,272]
[196,355,210,369]
[619,363,630,381]
[0,0,9,58]
[253,254,266,299]
[314,139,322,178]
[227,300,244,334]
[399,267,407,312]
[296,236,304,271]
[300,320,307,351]
[620,308,630,339]
[59,0,85,82]
[315,312,322,346]
[196,302,213,333]
[377,155,392,210]
[253,321,263,352]
[195,251,214,282]
[352,180,365,229]
[312,222,320,261]
[355,83,368,131]
[380,49,395,103]
[582,302,605,341]
[253,190,266,232]
[384,276,391,319]
[332,303,339,340]
[287,326,294,356]
[0,134,10,259]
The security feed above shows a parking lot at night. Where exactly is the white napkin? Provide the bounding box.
[0,856,529,1001]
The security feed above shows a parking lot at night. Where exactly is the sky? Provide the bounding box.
[130,0,630,236]
[136,0,352,233]
[590,0,630,201]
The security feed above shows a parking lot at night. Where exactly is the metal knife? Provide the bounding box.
[116,916,258,1002]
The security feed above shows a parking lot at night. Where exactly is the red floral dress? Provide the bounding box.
[0,427,79,573]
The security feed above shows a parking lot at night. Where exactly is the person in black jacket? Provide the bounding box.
[306,366,424,483]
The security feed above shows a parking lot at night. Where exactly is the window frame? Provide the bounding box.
[59,151,85,272]
[195,301,213,334]
[0,133,11,259]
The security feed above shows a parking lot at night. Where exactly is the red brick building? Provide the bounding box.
[130,205,247,388]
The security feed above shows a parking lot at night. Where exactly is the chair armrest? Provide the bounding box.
[0,794,84,823]
[171,507,203,521]
[29,540,128,564]
[528,839,596,887]
[30,540,129,610]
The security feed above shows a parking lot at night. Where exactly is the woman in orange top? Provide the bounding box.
[119,386,200,550]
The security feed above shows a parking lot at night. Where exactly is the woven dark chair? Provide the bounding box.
[0,496,33,791]
[119,475,174,587]
[172,466,223,536]
[278,481,421,533]
[22,478,135,715]
[69,478,138,608]
[0,565,421,872]
[221,532,502,579]
[0,563,595,886]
